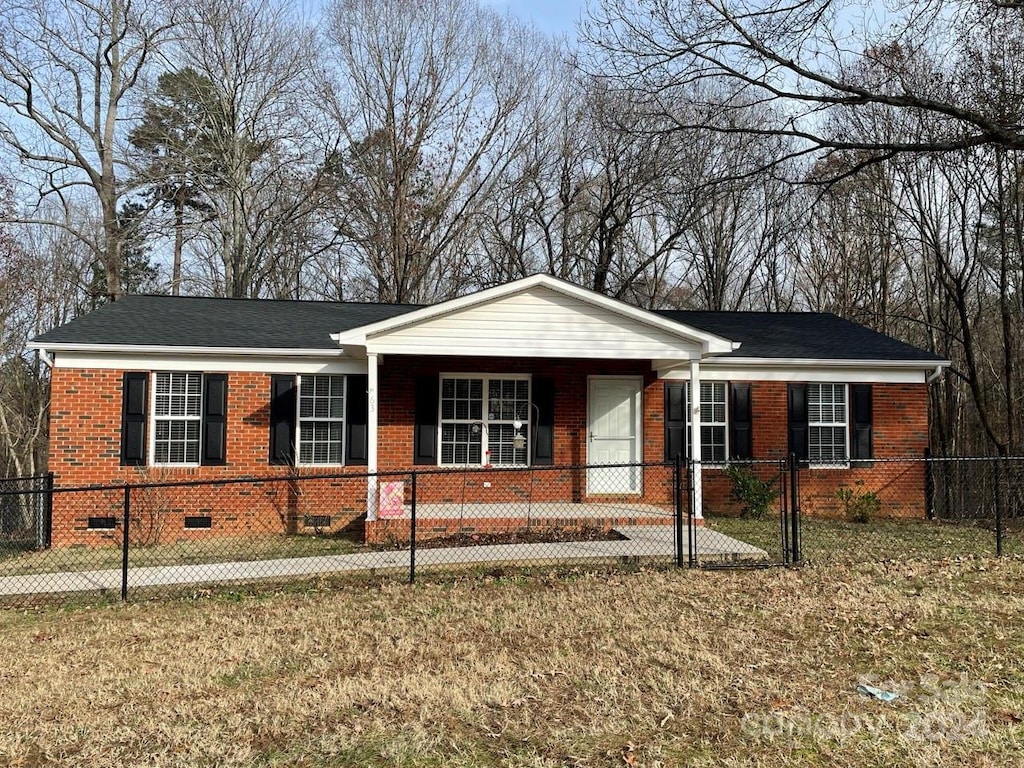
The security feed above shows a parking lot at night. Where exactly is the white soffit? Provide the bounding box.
[657,359,943,384]
[332,274,737,359]
[49,351,366,375]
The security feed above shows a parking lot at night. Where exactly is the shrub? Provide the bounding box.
[724,464,778,519]
[129,468,174,547]
[836,480,881,523]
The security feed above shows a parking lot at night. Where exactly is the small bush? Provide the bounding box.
[836,480,881,523]
[724,464,778,519]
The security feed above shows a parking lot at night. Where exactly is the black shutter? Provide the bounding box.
[413,376,439,465]
[201,373,228,466]
[851,384,873,462]
[346,374,369,465]
[269,375,297,465]
[120,372,148,466]
[730,382,753,460]
[664,382,687,461]
[532,377,555,465]
[788,383,809,463]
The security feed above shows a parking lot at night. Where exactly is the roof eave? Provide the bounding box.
[702,356,951,369]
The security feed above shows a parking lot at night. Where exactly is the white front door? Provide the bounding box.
[587,377,642,494]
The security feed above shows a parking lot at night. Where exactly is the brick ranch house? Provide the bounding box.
[29,274,948,546]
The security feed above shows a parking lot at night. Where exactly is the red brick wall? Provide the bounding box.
[47,363,931,544]
[699,381,930,519]
[48,368,369,545]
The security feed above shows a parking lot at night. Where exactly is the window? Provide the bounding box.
[686,381,728,463]
[808,383,847,463]
[152,372,203,464]
[440,375,530,466]
[297,375,345,465]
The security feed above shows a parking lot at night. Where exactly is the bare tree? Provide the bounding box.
[0,0,173,299]
[585,0,1024,178]
[321,0,547,303]
[663,95,803,311]
[0,188,93,476]
[478,70,697,305]
[165,0,332,298]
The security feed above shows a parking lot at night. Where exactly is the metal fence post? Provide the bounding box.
[121,485,131,601]
[32,476,42,551]
[36,472,54,550]
[789,453,801,564]
[923,449,934,521]
[674,456,683,568]
[942,457,952,520]
[994,458,1004,558]
[780,459,790,566]
[409,471,417,584]
[687,461,697,568]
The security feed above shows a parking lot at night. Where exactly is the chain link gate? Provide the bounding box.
[684,458,800,569]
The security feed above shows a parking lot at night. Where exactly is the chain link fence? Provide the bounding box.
[700,456,1024,566]
[0,461,694,604]
[0,473,52,555]
[0,455,1021,604]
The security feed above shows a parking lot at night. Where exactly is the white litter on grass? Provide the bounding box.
[857,683,899,702]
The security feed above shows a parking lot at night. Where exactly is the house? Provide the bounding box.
[29,274,948,546]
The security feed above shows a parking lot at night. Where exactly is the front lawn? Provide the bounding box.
[0,560,1021,766]
[0,533,364,577]
[706,515,1020,563]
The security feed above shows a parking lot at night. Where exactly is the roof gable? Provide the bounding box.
[333,274,737,359]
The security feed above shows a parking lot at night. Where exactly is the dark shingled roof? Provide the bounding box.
[32,295,944,362]
[655,310,945,362]
[32,295,421,350]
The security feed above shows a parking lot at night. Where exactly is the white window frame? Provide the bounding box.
[685,380,728,464]
[808,382,849,466]
[438,374,531,467]
[296,374,347,467]
[150,371,204,467]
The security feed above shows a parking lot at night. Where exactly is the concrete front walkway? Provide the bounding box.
[0,526,768,597]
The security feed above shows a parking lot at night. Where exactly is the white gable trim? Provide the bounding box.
[331,274,739,357]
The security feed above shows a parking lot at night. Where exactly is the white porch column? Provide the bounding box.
[689,358,704,520]
[366,352,379,521]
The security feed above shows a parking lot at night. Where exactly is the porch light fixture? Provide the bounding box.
[512,419,526,451]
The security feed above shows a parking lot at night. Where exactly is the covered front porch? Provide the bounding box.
[330,274,741,525]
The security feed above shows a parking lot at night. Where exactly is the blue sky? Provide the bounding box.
[486,0,586,38]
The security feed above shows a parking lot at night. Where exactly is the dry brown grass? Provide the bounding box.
[0,559,1022,767]
[0,534,366,577]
